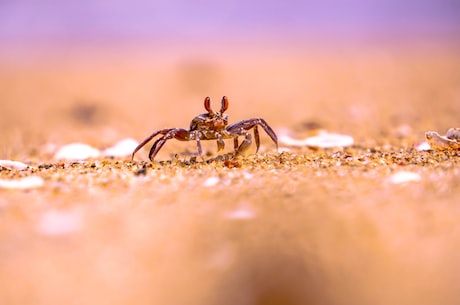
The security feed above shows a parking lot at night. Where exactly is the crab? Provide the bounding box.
[425,128,460,150]
[131,96,278,161]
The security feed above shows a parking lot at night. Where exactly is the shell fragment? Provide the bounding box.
[279,131,354,148]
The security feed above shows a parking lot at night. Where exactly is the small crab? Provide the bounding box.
[425,128,460,150]
[132,96,278,161]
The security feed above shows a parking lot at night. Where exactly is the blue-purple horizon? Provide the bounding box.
[1,0,459,48]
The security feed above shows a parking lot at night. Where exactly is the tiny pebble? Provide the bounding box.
[0,176,44,189]
[37,210,83,236]
[54,143,100,160]
[388,171,421,184]
[203,176,220,187]
[102,138,139,158]
[0,160,29,170]
[279,131,354,148]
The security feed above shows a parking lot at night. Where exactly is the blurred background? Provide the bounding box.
[0,0,459,158]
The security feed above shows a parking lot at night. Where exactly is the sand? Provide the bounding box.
[0,43,459,305]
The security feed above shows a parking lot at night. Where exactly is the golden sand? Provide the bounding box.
[0,46,459,305]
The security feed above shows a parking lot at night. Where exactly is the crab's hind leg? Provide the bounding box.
[148,137,166,161]
[256,118,278,150]
[132,128,174,160]
[254,125,260,153]
[148,128,190,161]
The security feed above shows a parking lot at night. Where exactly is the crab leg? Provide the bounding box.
[148,128,190,160]
[236,132,253,154]
[194,131,203,156]
[131,128,175,160]
[254,125,260,152]
[226,118,278,151]
[233,137,239,151]
[216,134,225,152]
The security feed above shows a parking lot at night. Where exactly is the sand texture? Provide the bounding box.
[1,45,460,305]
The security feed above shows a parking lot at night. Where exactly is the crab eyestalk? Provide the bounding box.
[220,96,229,113]
[204,96,212,113]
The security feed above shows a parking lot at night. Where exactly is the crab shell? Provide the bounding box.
[425,128,460,150]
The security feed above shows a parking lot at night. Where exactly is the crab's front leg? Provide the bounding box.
[236,132,254,154]
[227,118,278,154]
[216,134,225,152]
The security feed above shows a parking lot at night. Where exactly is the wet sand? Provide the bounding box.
[1,44,459,305]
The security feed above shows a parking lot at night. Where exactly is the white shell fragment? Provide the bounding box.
[226,206,256,220]
[37,210,83,236]
[102,138,139,158]
[415,142,431,151]
[279,131,354,148]
[0,176,44,189]
[54,143,100,160]
[0,160,29,170]
[425,128,460,151]
[388,171,421,184]
[203,176,220,187]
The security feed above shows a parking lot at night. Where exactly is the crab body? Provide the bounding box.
[132,96,278,161]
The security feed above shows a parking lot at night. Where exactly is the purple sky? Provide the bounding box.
[0,0,459,46]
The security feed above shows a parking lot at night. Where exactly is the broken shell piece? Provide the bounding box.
[415,142,431,151]
[0,176,44,189]
[446,127,460,140]
[0,160,29,170]
[425,128,460,150]
[54,143,100,160]
[203,176,220,187]
[226,206,256,220]
[388,171,421,184]
[102,138,139,158]
[279,131,354,148]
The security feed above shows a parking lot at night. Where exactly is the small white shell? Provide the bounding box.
[203,176,220,187]
[415,142,431,151]
[388,171,421,184]
[54,143,100,160]
[102,138,139,158]
[279,131,354,148]
[0,160,29,170]
[0,176,44,189]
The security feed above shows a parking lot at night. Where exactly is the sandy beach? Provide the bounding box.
[1,42,459,304]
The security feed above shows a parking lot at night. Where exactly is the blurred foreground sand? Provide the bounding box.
[0,44,459,305]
